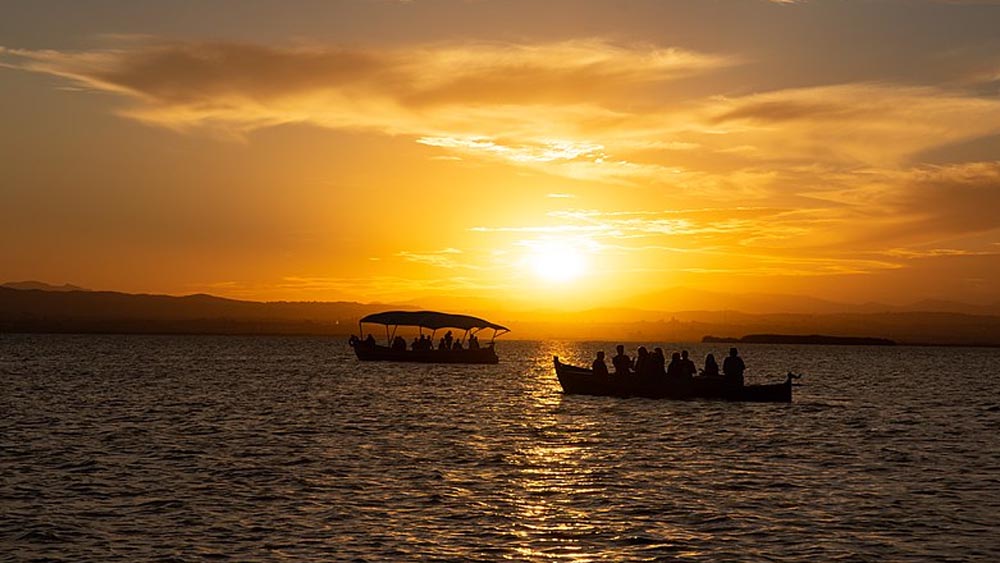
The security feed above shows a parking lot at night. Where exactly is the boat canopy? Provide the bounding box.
[359,310,509,334]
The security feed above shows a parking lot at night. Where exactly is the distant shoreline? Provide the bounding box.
[3,286,1000,347]
[3,330,999,349]
[703,334,896,346]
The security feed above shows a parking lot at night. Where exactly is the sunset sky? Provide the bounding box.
[2,0,999,309]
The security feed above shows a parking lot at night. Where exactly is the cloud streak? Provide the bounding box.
[5,40,1000,176]
[2,39,724,129]
[1,38,741,183]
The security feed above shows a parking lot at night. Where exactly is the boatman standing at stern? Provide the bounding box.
[723,347,746,386]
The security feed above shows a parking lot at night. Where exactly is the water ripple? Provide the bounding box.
[2,334,998,561]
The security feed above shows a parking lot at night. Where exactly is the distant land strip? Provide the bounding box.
[4,286,1000,346]
[703,334,896,346]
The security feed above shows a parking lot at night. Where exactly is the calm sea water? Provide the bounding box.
[2,334,998,562]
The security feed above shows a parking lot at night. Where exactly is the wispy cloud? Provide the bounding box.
[5,40,999,180]
[469,157,1000,277]
[705,84,1000,167]
[416,136,606,163]
[395,248,472,269]
[1,39,724,127]
[1,38,743,183]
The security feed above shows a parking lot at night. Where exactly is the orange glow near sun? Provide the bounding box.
[526,239,589,284]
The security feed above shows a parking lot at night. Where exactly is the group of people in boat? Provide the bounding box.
[592,345,746,385]
[410,330,483,351]
[353,330,486,353]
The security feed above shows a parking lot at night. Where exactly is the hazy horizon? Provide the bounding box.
[5,280,1000,346]
[5,278,1000,313]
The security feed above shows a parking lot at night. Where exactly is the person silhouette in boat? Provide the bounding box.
[453,339,463,351]
[634,346,649,378]
[723,347,746,386]
[652,347,666,376]
[666,352,687,378]
[468,334,480,349]
[592,351,609,377]
[612,344,632,376]
[680,350,697,378]
[701,353,720,377]
[364,333,376,347]
[444,330,454,350]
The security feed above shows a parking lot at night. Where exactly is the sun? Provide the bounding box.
[526,239,588,283]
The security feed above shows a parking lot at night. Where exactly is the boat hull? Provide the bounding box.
[554,357,792,402]
[352,342,500,364]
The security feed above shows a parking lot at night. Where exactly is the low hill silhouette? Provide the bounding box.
[2,286,1000,346]
[632,286,1000,316]
[703,334,896,346]
[2,280,90,292]
[0,286,399,335]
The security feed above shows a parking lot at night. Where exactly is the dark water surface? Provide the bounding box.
[2,335,998,561]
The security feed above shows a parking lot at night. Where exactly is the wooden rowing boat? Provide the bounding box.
[554,356,795,402]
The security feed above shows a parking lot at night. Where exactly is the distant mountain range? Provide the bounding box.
[0,285,396,336]
[2,281,91,292]
[630,286,1000,317]
[2,282,999,346]
[406,285,1000,317]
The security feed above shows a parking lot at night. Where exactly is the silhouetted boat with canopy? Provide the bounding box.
[553,357,797,402]
[350,310,510,364]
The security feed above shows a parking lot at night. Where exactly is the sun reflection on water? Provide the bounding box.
[499,341,612,561]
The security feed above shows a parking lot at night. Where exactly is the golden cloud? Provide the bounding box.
[2,39,723,127]
[5,40,1000,178]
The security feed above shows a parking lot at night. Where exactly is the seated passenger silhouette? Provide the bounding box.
[444,330,454,350]
[681,350,697,378]
[652,347,666,377]
[666,352,688,378]
[453,339,463,351]
[635,346,650,378]
[438,337,447,350]
[365,334,376,347]
[592,351,609,377]
[468,334,480,349]
[701,353,720,377]
[611,344,632,376]
[723,347,746,386]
